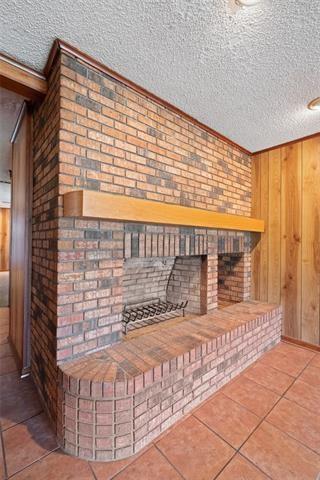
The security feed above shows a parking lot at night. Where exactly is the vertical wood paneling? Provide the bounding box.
[0,208,10,271]
[268,149,281,303]
[301,136,320,344]
[259,152,269,300]
[281,143,302,339]
[251,154,261,299]
[252,134,320,345]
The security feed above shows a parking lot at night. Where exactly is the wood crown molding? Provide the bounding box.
[253,131,320,155]
[63,190,265,233]
[45,39,252,155]
[45,39,319,156]
[0,52,47,100]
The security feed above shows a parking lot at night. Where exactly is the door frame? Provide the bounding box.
[9,100,33,375]
[1,53,45,375]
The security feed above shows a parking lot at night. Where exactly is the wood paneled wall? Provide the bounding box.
[0,208,10,271]
[252,135,320,345]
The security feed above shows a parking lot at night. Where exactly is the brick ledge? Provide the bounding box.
[57,301,282,461]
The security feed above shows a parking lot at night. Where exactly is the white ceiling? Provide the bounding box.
[0,0,319,151]
[0,87,24,189]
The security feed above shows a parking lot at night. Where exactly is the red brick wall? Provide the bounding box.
[123,257,175,306]
[32,59,61,424]
[58,53,251,215]
[218,253,251,306]
[167,256,204,314]
[56,219,124,362]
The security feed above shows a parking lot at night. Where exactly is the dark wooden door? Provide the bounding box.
[9,101,32,374]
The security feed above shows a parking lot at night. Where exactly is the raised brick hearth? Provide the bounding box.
[57,301,282,461]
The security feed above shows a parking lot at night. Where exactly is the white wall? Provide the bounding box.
[0,182,11,207]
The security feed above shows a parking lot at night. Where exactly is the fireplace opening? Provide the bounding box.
[122,255,206,333]
[218,253,245,309]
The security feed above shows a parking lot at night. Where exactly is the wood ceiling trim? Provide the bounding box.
[45,38,252,156]
[0,52,47,99]
[253,132,320,155]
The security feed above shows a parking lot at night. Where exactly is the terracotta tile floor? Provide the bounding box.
[1,307,320,479]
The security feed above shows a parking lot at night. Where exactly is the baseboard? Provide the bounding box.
[281,335,320,353]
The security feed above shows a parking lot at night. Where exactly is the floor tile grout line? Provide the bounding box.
[6,447,60,479]
[263,418,320,458]
[258,344,316,376]
[213,448,274,480]
[1,410,44,432]
[173,348,319,480]
[237,451,274,479]
[87,460,98,480]
[194,388,280,479]
[230,343,315,402]
[187,413,243,480]
[3,343,318,479]
[110,445,154,480]
[281,386,319,415]
[0,427,8,480]
[214,376,292,478]
[258,359,309,380]
[209,349,310,479]
[238,349,318,475]
[191,413,237,452]
[211,448,238,480]
[153,443,187,480]
[109,343,315,480]
[269,353,320,444]
[242,364,296,395]
[221,382,280,418]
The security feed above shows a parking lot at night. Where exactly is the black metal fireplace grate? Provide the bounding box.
[122,298,188,334]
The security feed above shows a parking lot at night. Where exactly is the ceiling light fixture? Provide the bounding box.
[235,0,261,6]
[308,97,320,111]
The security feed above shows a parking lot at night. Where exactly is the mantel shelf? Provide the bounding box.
[63,190,265,233]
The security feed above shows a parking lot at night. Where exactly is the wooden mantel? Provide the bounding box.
[63,190,264,233]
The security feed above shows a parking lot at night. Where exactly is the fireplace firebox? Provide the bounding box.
[122,255,206,333]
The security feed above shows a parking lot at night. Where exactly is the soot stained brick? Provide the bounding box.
[76,157,100,171]
[63,55,88,77]
[125,224,145,233]
[76,94,101,113]
[100,86,116,100]
[77,178,100,191]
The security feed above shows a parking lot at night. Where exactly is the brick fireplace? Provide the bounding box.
[218,252,251,308]
[28,44,281,462]
[51,221,252,362]
[121,227,252,333]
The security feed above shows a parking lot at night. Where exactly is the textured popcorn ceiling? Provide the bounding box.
[0,87,24,185]
[1,0,319,151]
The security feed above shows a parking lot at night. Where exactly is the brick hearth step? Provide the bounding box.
[57,300,282,461]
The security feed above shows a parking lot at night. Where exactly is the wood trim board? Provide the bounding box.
[253,131,320,155]
[281,335,320,353]
[0,52,47,100]
[63,190,265,232]
[45,39,251,155]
